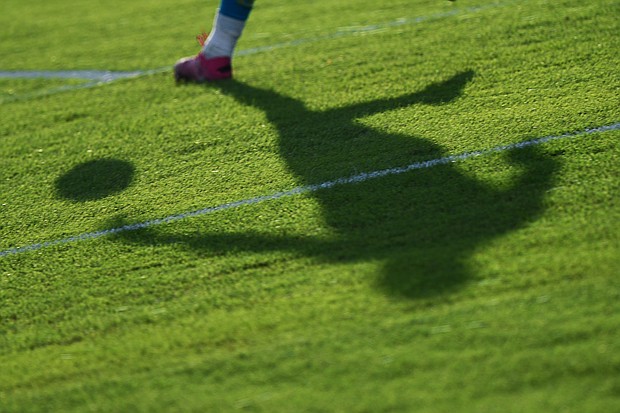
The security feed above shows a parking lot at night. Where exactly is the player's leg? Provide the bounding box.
[203,0,254,58]
[174,0,255,82]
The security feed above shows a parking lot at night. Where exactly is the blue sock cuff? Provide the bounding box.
[220,0,254,21]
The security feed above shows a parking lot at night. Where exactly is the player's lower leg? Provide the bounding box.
[174,0,254,82]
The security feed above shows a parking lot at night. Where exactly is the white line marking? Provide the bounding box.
[2,122,619,258]
[0,70,145,81]
[0,68,169,103]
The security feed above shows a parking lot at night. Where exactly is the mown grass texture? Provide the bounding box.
[1,0,619,411]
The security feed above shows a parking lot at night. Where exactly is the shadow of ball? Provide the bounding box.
[55,158,135,201]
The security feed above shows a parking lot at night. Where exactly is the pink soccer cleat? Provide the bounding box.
[174,54,232,83]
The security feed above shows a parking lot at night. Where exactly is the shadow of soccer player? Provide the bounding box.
[113,71,558,299]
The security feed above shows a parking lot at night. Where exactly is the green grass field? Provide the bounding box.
[1,0,619,411]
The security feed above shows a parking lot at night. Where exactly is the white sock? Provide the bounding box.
[201,11,246,58]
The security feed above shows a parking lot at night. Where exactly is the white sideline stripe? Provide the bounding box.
[0,70,145,81]
[1,122,619,259]
[234,4,492,56]
[0,68,170,103]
